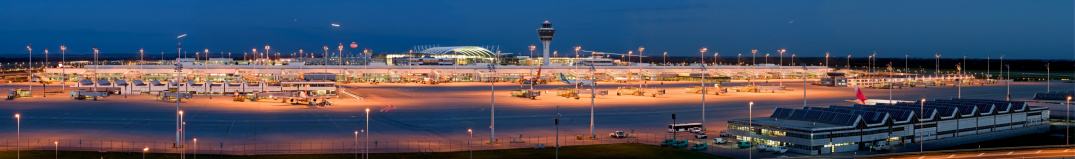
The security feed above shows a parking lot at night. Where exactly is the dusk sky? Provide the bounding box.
[1,0,1072,59]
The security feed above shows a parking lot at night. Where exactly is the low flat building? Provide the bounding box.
[727,99,1049,155]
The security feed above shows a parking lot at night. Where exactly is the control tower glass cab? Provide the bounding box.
[537,21,556,66]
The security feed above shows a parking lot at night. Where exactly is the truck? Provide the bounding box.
[510,89,540,99]
[70,90,110,100]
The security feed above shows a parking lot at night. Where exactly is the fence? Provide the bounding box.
[0,132,753,156]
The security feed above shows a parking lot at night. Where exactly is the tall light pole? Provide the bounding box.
[365,108,370,159]
[26,44,31,96]
[751,49,757,66]
[143,147,148,159]
[699,47,708,132]
[957,63,962,98]
[1047,63,1051,92]
[589,65,596,138]
[663,52,667,65]
[354,131,358,159]
[468,129,473,159]
[935,54,940,74]
[54,141,57,159]
[1006,64,1011,100]
[61,45,66,93]
[193,138,197,159]
[847,55,851,69]
[920,99,925,154]
[15,114,20,159]
[575,46,582,94]
[748,102,753,159]
[488,60,497,144]
[825,52,830,68]
[779,49,785,86]
[43,49,47,97]
[1067,96,1071,146]
[638,46,644,90]
[94,45,99,92]
[905,53,909,73]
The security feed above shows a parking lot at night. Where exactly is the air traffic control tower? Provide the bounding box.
[537,21,556,66]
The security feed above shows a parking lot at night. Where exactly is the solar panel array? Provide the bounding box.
[770,108,860,125]
[769,99,1026,126]
[1034,90,1074,100]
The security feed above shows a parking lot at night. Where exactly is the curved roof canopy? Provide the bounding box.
[419,46,496,58]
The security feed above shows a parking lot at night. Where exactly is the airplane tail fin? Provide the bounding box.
[560,73,571,84]
[855,85,868,103]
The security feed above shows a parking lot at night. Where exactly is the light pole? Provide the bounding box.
[193,138,197,159]
[700,47,708,132]
[575,46,582,96]
[1067,96,1071,146]
[555,105,560,159]
[638,46,644,90]
[751,49,757,66]
[1047,63,1051,92]
[920,99,925,154]
[43,49,47,97]
[935,54,940,74]
[589,65,596,139]
[663,52,667,65]
[143,147,148,159]
[825,52,829,68]
[847,55,851,69]
[26,44,31,96]
[957,64,962,98]
[354,131,358,159]
[54,141,57,159]
[468,129,473,159]
[748,102,753,159]
[16,114,20,159]
[365,108,370,159]
[905,53,909,73]
[779,49,785,86]
[1006,64,1011,100]
[93,45,99,92]
[61,45,66,93]
[488,57,497,144]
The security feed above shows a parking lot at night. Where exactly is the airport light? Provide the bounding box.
[143,147,148,159]
[54,141,57,159]
[638,46,644,90]
[16,114,20,159]
[779,49,785,86]
[748,102,753,159]
[468,129,473,159]
[765,53,769,65]
[847,55,851,69]
[700,47,708,132]
[751,49,757,66]
[43,49,47,97]
[488,57,498,144]
[26,44,31,96]
[61,45,66,93]
[354,131,358,159]
[193,138,197,159]
[589,65,597,139]
[1046,63,1051,92]
[935,54,940,74]
[825,52,829,68]
[365,108,370,159]
[1068,96,1071,146]
[919,98,926,155]
[94,45,99,92]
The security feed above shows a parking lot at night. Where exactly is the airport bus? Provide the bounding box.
[668,123,703,132]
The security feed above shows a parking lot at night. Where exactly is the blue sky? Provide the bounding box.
[1,0,1072,59]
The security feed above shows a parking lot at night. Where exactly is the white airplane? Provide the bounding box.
[560,73,596,86]
[847,85,910,105]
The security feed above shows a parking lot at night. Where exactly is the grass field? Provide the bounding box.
[0,143,732,159]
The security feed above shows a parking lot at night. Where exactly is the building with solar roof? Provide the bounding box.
[384,46,500,65]
[726,99,1050,154]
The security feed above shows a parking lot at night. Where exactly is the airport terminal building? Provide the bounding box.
[726,99,1050,154]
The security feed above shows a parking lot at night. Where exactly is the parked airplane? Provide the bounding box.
[257,91,332,106]
[560,73,595,86]
[847,85,909,105]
